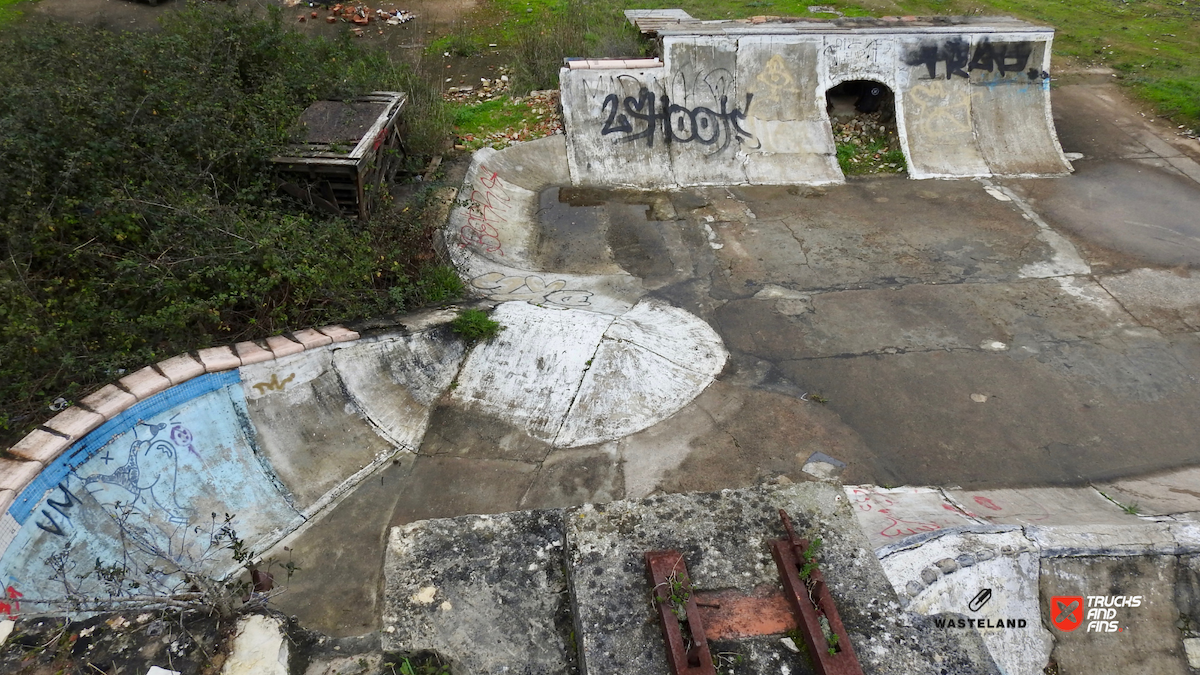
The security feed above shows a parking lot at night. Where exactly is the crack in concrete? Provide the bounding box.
[549,317,616,447]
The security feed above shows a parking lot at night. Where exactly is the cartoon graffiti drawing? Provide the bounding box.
[81,421,195,561]
[751,54,800,109]
[907,80,972,136]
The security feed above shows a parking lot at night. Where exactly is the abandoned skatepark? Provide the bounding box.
[4,8,1200,675]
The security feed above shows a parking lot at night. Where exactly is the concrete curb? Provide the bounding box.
[1,325,360,504]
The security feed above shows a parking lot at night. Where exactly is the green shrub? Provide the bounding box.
[0,4,455,442]
[450,309,503,343]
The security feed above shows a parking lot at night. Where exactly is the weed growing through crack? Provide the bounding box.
[451,309,503,343]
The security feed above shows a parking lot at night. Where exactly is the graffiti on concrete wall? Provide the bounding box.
[749,55,801,110]
[906,80,973,136]
[598,87,755,152]
[459,164,511,256]
[252,373,296,394]
[905,38,1044,81]
[78,421,197,560]
[469,272,593,308]
[824,37,897,79]
[0,373,301,616]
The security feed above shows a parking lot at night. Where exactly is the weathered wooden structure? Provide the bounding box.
[273,91,407,220]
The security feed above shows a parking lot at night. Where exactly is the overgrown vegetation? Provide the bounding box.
[832,114,907,175]
[504,0,649,95]
[454,97,538,138]
[450,309,503,343]
[0,3,457,442]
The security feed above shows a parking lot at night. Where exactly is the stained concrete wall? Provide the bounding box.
[561,25,1072,187]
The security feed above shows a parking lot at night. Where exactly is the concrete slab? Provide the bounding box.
[1027,521,1178,557]
[845,486,981,550]
[1009,159,1200,268]
[78,383,138,420]
[1098,269,1200,334]
[156,353,205,385]
[43,405,104,442]
[383,510,572,675]
[1096,468,1200,517]
[1041,557,1189,675]
[389,456,539,526]
[944,487,1133,527]
[196,346,241,372]
[518,444,623,509]
[266,460,416,637]
[450,302,614,444]
[6,428,70,465]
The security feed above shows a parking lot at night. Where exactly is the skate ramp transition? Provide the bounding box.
[560,11,1072,187]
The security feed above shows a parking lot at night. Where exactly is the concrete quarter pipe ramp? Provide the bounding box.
[560,11,1072,187]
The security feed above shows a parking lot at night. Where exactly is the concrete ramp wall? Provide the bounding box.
[560,23,1072,187]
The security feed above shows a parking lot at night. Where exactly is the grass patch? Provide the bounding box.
[454,97,536,137]
[428,29,483,58]
[0,0,24,27]
[450,309,503,343]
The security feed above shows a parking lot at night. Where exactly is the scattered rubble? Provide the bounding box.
[832,111,906,175]
[445,72,564,152]
[290,2,415,29]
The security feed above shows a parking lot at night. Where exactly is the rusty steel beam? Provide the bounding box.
[770,510,864,675]
[645,550,717,675]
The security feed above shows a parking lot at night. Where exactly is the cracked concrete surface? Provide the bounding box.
[269,80,1200,643]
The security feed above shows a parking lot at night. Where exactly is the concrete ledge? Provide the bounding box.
[291,328,333,350]
[43,406,104,441]
[79,384,138,420]
[0,458,42,492]
[0,489,14,513]
[265,335,304,358]
[235,341,275,365]
[6,429,71,465]
[1027,522,1181,557]
[197,345,242,372]
[118,365,173,401]
[156,353,205,385]
[317,325,360,343]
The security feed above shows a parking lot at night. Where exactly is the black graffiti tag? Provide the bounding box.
[600,87,754,152]
[907,38,1037,80]
[35,483,82,536]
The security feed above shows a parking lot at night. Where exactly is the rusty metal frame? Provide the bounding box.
[770,510,864,675]
[645,550,717,675]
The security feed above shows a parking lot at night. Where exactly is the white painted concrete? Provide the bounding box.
[453,300,726,449]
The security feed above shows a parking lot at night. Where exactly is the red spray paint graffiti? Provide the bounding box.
[458,165,511,255]
[0,585,23,619]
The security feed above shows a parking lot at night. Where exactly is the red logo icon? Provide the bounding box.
[1050,596,1084,631]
